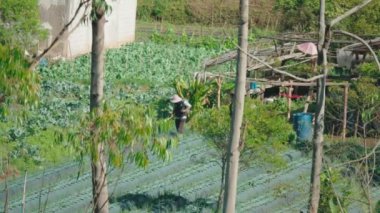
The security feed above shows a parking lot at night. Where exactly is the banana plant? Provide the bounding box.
[174,78,212,120]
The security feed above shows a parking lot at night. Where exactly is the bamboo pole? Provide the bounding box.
[342,84,349,139]
[287,81,293,120]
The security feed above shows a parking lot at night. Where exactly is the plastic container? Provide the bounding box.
[250,82,258,90]
[292,112,313,142]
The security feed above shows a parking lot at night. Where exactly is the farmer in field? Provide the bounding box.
[170,94,191,134]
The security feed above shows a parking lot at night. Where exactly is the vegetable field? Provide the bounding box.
[2,135,379,212]
[1,42,223,171]
[1,42,379,213]
[1,135,310,212]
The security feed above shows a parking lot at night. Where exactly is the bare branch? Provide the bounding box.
[330,0,373,27]
[334,30,380,71]
[334,140,380,167]
[237,46,324,82]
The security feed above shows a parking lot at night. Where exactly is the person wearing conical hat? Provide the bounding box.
[170,94,191,134]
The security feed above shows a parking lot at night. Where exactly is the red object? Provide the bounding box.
[280,93,303,99]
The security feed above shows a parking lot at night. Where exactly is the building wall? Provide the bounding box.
[39,0,136,59]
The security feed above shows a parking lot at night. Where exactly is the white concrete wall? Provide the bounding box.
[39,0,136,58]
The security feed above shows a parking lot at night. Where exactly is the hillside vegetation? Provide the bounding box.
[137,0,380,34]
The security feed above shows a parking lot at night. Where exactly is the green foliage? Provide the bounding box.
[148,27,272,50]
[149,29,237,50]
[0,45,39,108]
[282,60,315,76]
[243,99,294,167]
[62,104,178,168]
[174,78,213,119]
[351,78,380,108]
[191,99,295,168]
[138,0,379,34]
[324,140,380,187]
[357,61,380,78]
[138,0,190,24]
[339,0,380,35]
[0,0,47,49]
[274,0,380,34]
[191,106,230,154]
[319,167,353,213]
[137,0,279,29]
[1,42,217,171]
[326,77,380,137]
[90,0,112,20]
[274,0,319,32]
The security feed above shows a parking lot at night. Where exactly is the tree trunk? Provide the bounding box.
[309,0,372,211]
[223,0,249,212]
[91,143,109,213]
[90,15,105,111]
[309,69,326,213]
[309,1,326,211]
[90,5,108,213]
[216,157,227,213]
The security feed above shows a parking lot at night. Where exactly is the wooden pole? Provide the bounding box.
[342,84,349,139]
[287,81,293,120]
[22,171,27,213]
[354,110,359,137]
[3,158,9,213]
[217,76,223,109]
[304,86,314,113]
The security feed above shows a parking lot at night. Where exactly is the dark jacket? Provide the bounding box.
[173,100,191,119]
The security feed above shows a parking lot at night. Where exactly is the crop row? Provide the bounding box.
[0,161,81,202]
[237,159,311,211]
[6,136,203,212]
[39,136,209,212]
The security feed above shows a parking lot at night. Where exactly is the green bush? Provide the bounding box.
[0,0,47,49]
[357,60,380,78]
[149,29,237,50]
[137,0,278,28]
[0,45,39,106]
[191,99,295,167]
[137,0,190,24]
[274,0,380,34]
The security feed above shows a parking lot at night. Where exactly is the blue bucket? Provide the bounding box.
[250,82,258,90]
[292,113,313,142]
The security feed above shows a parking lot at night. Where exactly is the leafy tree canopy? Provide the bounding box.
[0,45,39,113]
[274,0,380,34]
[0,0,47,50]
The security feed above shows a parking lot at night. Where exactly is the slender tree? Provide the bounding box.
[89,0,108,212]
[222,0,249,212]
[85,1,177,212]
[309,2,327,211]
[309,0,374,211]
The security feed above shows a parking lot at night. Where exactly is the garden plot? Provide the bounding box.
[4,135,314,213]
